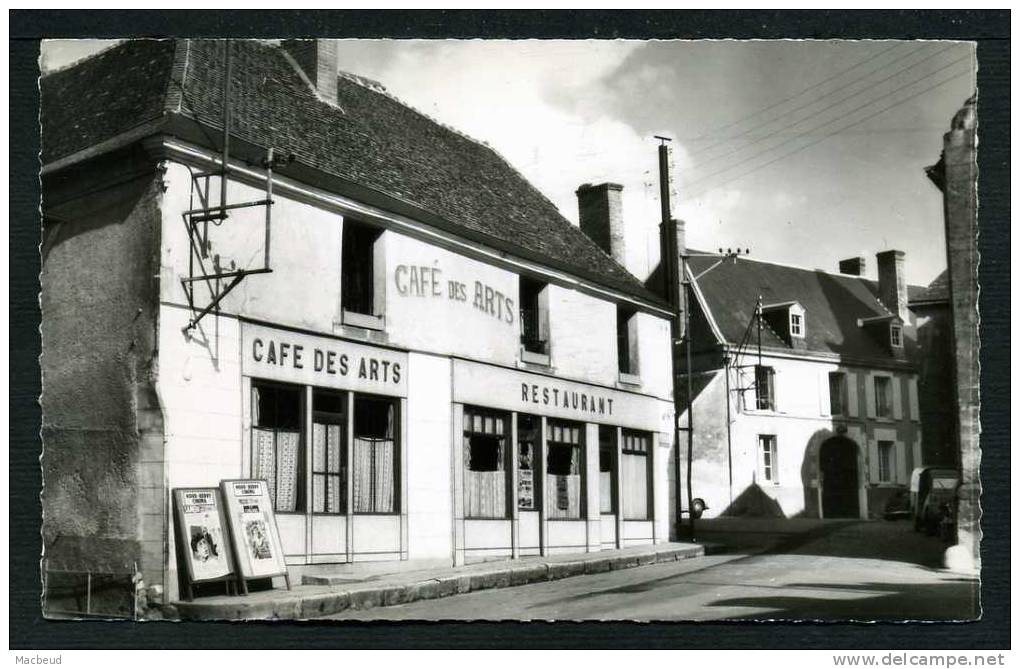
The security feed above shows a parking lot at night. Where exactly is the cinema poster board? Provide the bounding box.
[219,479,291,591]
[172,487,236,600]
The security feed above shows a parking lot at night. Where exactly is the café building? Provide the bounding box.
[40,39,676,607]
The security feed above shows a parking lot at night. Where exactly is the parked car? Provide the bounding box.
[910,467,960,535]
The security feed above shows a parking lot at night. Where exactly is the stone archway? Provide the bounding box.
[819,436,860,519]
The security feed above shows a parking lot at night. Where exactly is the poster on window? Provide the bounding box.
[219,479,289,580]
[518,469,534,509]
[172,488,235,584]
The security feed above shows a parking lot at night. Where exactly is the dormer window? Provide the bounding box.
[890,323,903,348]
[790,312,804,338]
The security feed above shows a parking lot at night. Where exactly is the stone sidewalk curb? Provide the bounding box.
[171,543,709,621]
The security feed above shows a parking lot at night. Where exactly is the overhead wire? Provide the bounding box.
[689,41,905,156]
[683,62,974,201]
[690,44,959,172]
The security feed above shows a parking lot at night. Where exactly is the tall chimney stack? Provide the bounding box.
[576,182,626,266]
[839,256,866,276]
[281,39,339,104]
[876,250,908,321]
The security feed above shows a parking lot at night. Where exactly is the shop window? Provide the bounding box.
[754,365,775,411]
[829,372,848,416]
[877,440,895,483]
[758,434,777,484]
[251,381,304,513]
[463,407,510,519]
[598,426,617,514]
[519,276,549,356]
[617,306,638,376]
[341,220,382,317]
[312,389,346,514]
[517,414,540,511]
[352,395,398,514]
[874,376,892,418]
[546,420,584,519]
[621,431,651,520]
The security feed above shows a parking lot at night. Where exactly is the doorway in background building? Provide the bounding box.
[819,437,860,519]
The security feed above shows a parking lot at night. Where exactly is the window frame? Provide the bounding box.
[310,388,348,516]
[519,276,549,357]
[250,379,306,514]
[754,365,776,411]
[462,405,512,520]
[341,219,384,325]
[598,425,618,515]
[790,312,804,337]
[874,375,893,419]
[545,418,586,519]
[877,440,895,483]
[890,323,903,348]
[758,434,778,485]
[828,371,848,416]
[350,392,401,516]
[616,306,639,377]
[620,429,652,520]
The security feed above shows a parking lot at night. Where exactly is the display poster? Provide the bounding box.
[172,488,234,583]
[219,479,289,580]
[518,470,534,509]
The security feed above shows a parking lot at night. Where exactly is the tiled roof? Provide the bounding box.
[688,255,918,362]
[41,39,664,306]
[909,269,950,305]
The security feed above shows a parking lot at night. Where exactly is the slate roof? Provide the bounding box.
[908,269,950,305]
[41,39,664,307]
[688,254,919,362]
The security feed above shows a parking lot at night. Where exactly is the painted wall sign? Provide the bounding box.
[452,359,667,431]
[242,322,408,396]
[219,479,289,580]
[172,487,235,584]
[393,263,515,325]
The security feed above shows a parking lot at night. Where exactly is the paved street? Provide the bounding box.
[323,521,979,621]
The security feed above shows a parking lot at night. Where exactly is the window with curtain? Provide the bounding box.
[755,365,775,411]
[517,414,539,511]
[621,431,651,520]
[312,390,346,514]
[463,407,510,519]
[599,426,617,514]
[546,420,583,519]
[352,395,398,514]
[251,381,303,513]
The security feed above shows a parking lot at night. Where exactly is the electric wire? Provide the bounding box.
[684,63,973,200]
[691,45,959,171]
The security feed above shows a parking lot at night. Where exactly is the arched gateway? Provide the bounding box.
[819,436,860,519]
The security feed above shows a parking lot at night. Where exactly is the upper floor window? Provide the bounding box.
[617,306,638,376]
[790,312,804,337]
[877,440,895,482]
[829,372,848,416]
[874,376,893,419]
[519,276,549,356]
[890,323,903,348]
[754,365,775,411]
[758,434,778,484]
[341,220,382,317]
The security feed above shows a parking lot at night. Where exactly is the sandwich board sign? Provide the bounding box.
[219,479,291,592]
[172,487,236,600]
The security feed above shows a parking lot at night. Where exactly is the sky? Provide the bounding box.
[41,39,976,286]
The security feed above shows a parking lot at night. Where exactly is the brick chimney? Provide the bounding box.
[576,183,626,266]
[281,39,339,104]
[876,250,908,321]
[838,256,866,276]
